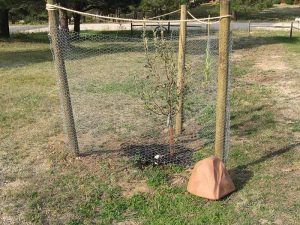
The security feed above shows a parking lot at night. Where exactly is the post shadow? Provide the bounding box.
[229,142,300,191]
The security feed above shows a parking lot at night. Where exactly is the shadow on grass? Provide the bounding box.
[230,142,300,190]
[2,31,299,69]
[229,168,253,191]
[231,104,275,137]
[80,143,194,169]
[0,48,52,68]
[0,32,50,43]
[122,144,194,168]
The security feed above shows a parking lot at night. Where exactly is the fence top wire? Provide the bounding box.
[46,4,232,24]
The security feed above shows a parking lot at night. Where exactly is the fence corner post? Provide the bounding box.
[47,0,80,156]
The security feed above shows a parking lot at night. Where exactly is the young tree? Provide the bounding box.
[141,30,181,155]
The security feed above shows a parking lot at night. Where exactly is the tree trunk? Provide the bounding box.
[59,9,71,50]
[134,9,137,19]
[0,9,10,38]
[74,13,81,33]
[232,10,236,21]
[169,126,175,156]
[59,9,69,31]
[73,2,82,33]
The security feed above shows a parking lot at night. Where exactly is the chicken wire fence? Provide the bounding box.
[49,27,232,168]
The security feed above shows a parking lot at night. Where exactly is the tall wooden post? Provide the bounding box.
[47,0,80,156]
[248,20,251,36]
[290,22,293,39]
[175,4,187,136]
[207,15,211,36]
[214,0,231,160]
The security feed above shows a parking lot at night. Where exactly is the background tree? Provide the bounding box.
[129,0,142,19]
[0,0,10,37]
[58,0,69,30]
[231,0,274,20]
[67,0,139,33]
[0,0,45,38]
[140,0,188,16]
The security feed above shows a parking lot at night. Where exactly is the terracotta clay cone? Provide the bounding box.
[187,156,235,200]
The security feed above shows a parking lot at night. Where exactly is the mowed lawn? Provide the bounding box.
[0,31,300,225]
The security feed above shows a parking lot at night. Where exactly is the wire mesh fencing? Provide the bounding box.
[49,27,231,168]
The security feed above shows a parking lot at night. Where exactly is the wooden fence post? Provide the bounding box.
[207,15,211,36]
[290,22,293,38]
[248,20,251,36]
[175,4,187,135]
[214,0,231,160]
[47,0,80,156]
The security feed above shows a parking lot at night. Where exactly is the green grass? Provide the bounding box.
[289,120,300,132]
[85,78,138,96]
[283,37,300,53]
[1,31,300,224]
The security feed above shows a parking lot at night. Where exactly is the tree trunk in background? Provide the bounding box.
[59,9,69,31]
[0,9,10,38]
[74,13,81,33]
[133,9,137,19]
[59,0,69,31]
[232,11,237,21]
[59,8,70,50]
[73,2,82,33]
